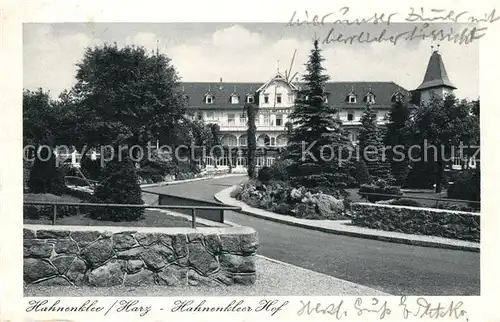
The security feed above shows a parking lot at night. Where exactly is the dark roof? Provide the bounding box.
[416,50,456,91]
[181,80,410,109]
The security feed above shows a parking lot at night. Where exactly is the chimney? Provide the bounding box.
[219,77,223,90]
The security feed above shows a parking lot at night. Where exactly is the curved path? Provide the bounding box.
[145,175,480,296]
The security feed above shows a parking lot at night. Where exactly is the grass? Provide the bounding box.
[23,193,207,228]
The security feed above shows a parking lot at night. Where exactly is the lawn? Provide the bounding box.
[23,193,207,228]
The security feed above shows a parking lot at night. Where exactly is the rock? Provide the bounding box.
[187,269,221,287]
[135,233,171,247]
[113,233,138,251]
[87,260,125,287]
[126,260,144,273]
[220,254,255,273]
[219,234,241,253]
[188,243,219,275]
[36,230,70,239]
[123,269,155,286]
[157,266,187,286]
[24,258,58,283]
[203,234,221,254]
[34,276,72,286]
[172,234,188,257]
[80,238,115,267]
[232,273,256,285]
[24,239,53,258]
[51,255,76,274]
[70,231,101,248]
[23,229,35,239]
[240,231,259,253]
[187,232,202,243]
[54,239,79,254]
[140,243,175,271]
[116,247,145,259]
[65,258,87,286]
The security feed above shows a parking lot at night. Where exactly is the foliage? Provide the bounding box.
[27,148,66,196]
[447,169,480,206]
[90,155,144,221]
[268,158,292,182]
[358,106,392,182]
[389,198,422,207]
[286,39,354,194]
[358,179,403,202]
[245,103,258,178]
[405,94,479,192]
[80,157,102,180]
[257,166,272,183]
[351,160,371,186]
[385,99,411,186]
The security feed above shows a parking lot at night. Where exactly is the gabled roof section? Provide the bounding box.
[416,50,456,91]
[256,72,298,92]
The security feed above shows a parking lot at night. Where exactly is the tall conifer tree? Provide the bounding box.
[287,39,353,197]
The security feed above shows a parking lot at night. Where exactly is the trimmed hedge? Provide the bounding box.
[358,180,403,202]
[352,203,479,242]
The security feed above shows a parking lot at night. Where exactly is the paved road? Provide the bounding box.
[145,176,480,296]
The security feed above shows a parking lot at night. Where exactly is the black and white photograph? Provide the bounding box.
[2,1,498,320]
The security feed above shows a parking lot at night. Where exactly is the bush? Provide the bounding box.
[90,157,144,221]
[389,198,422,207]
[447,170,480,205]
[28,148,65,196]
[151,174,164,183]
[257,166,272,183]
[81,157,102,180]
[268,159,292,181]
[436,202,477,213]
[352,160,371,186]
[358,179,402,202]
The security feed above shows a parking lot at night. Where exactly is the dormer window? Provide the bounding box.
[264,94,269,104]
[364,93,375,104]
[348,95,356,103]
[391,91,404,102]
[205,95,213,104]
[247,95,254,103]
[230,94,239,104]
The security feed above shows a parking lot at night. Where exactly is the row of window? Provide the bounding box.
[195,112,285,126]
[203,92,403,105]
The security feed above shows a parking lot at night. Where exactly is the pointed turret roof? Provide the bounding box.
[416,50,456,91]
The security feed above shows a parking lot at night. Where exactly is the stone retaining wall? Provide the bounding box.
[351,203,480,242]
[23,226,258,287]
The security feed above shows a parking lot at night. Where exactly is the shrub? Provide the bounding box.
[268,159,292,181]
[352,160,371,186]
[90,157,144,221]
[436,202,477,213]
[28,148,65,196]
[389,198,422,207]
[81,157,102,180]
[257,166,272,183]
[358,179,402,202]
[230,185,243,199]
[447,170,480,205]
[151,174,164,183]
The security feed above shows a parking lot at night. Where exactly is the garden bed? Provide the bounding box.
[230,180,350,220]
[351,203,479,242]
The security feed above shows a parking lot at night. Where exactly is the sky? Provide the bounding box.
[23,23,479,100]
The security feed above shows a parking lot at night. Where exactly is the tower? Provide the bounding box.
[415,46,456,104]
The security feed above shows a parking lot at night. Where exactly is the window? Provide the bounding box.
[231,95,239,104]
[276,114,283,126]
[227,113,235,125]
[206,111,214,120]
[264,114,270,125]
[324,95,328,103]
[347,113,354,121]
[366,94,375,104]
[239,113,247,125]
[197,112,203,121]
[264,95,269,104]
[247,95,254,103]
[206,96,213,104]
[271,138,276,146]
[348,95,356,103]
[276,94,282,104]
[288,93,294,103]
